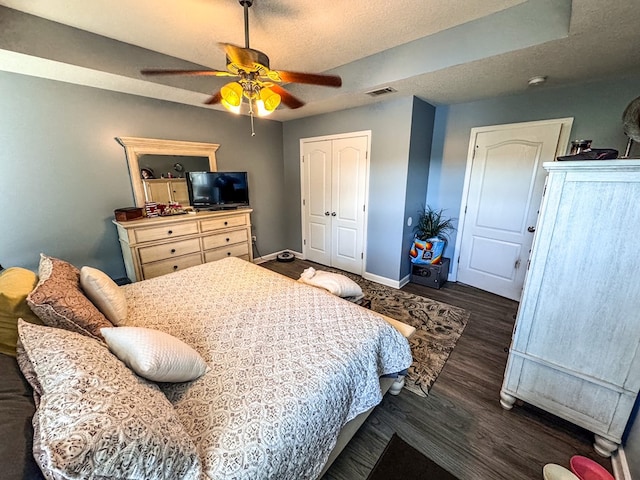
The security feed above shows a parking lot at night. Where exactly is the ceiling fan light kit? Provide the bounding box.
[140,0,341,134]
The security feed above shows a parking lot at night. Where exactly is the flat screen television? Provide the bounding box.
[186,171,250,210]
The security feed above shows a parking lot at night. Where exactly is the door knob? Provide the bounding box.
[325,211,330,216]
[527,226,536,233]
[331,212,337,216]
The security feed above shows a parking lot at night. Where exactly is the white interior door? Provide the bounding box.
[331,136,368,273]
[301,133,369,275]
[456,121,564,300]
[303,140,332,266]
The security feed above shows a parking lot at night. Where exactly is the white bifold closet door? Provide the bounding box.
[301,134,368,275]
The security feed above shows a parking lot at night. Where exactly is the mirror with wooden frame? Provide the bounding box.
[116,137,219,207]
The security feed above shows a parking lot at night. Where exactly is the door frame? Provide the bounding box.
[450,118,573,282]
[299,130,372,274]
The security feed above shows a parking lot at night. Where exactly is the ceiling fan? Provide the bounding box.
[141,0,342,129]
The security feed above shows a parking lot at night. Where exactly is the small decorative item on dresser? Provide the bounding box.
[144,202,159,218]
[114,207,144,222]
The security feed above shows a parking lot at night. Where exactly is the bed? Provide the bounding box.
[1,255,413,479]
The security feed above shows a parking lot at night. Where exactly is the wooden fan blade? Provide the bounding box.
[220,43,259,68]
[204,91,223,105]
[275,71,342,87]
[141,69,234,77]
[270,84,305,109]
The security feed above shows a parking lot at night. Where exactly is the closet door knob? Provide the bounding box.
[527,226,536,233]
[331,212,337,216]
[325,211,330,216]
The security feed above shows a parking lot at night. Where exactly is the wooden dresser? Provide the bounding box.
[114,209,253,282]
[500,160,640,457]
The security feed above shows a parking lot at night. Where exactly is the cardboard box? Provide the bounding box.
[411,257,450,289]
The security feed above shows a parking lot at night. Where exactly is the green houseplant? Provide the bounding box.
[410,206,455,264]
[414,206,455,241]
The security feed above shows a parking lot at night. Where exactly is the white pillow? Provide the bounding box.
[101,326,207,382]
[80,266,127,325]
[298,267,364,299]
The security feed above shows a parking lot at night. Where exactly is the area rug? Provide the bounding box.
[327,268,470,397]
[367,434,458,480]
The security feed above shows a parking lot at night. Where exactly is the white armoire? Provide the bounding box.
[500,159,640,457]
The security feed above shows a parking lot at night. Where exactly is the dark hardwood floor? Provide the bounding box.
[260,258,613,480]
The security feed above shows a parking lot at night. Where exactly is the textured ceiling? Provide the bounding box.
[1,0,640,121]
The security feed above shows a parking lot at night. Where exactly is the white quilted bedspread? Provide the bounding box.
[122,257,412,480]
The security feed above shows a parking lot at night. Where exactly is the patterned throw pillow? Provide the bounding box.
[101,326,208,382]
[80,266,128,325]
[17,320,202,480]
[26,254,113,340]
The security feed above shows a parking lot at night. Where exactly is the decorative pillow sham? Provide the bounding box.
[17,320,201,480]
[101,326,208,382]
[298,266,364,300]
[26,254,113,340]
[0,267,43,356]
[80,266,127,325]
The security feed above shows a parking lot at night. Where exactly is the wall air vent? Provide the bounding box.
[365,87,397,97]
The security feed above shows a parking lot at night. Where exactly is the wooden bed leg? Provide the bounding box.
[389,376,405,395]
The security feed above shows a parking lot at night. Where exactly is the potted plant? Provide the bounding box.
[410,206,455,265]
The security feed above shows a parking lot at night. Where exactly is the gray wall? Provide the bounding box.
[0,71,284,277]
[401,97,436,279]
[427,72,640,263]
[282,97,415,281]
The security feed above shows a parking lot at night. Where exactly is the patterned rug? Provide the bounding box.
[328,268,470,397]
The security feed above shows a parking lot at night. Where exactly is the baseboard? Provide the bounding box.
[362,271,404,289]
[612,446,632,480]
[252,249,303,265]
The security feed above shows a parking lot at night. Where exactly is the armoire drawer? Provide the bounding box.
[134,222,199,243]
[204,243,249,263]
[200,215,247,232]
[141,253,202,279]
[202,229,248,250]
[510,358,621,437]
[138,238,201,264]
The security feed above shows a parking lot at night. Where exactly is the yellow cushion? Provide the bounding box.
[0,267,43,356]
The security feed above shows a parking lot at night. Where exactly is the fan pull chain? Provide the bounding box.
[249,99,256,136]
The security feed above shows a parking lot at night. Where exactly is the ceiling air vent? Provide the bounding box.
[365,87,397,97]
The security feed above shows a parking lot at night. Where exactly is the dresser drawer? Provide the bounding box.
[202,229,248,250]
[204,243,249,263]
[134,222,199,243]
[200,214,247,232]
[141,253,203,279]
[138,238,201,264]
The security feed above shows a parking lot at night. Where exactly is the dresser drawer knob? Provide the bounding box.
[227,252,231,256]
[224,221,228,226]
[167,230,173,235]
[170,249,176,254]
[226,238,230,242]
[173,265,178,270]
